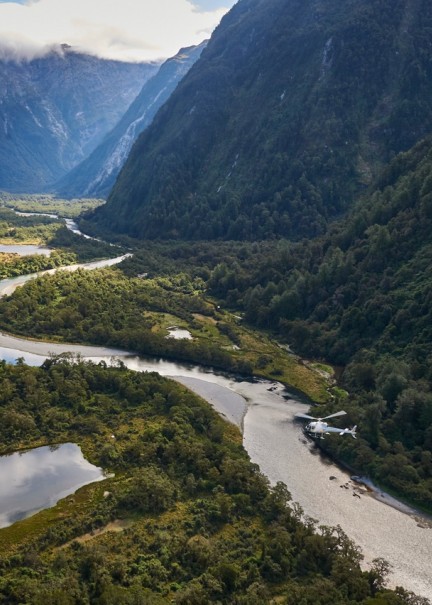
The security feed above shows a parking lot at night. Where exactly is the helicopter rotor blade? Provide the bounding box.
[295,413,317,421]
[321,410,347,421]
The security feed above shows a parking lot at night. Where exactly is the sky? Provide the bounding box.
[0,0,237,62]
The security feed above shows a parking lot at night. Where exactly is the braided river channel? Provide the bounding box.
[0,249,431,599]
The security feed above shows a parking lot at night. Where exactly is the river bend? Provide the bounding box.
[0,260,430,598]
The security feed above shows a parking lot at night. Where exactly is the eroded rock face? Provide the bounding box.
[0,45,157,192]
[55,42,207,199]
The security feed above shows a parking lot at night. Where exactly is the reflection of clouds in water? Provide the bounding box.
[0,444,103,528]
[0,347,45,365]
[1,443,81,487]
[0,506,41,527]
[0,332,431,598]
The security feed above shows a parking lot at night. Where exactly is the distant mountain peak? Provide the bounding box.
[0,51,157,192]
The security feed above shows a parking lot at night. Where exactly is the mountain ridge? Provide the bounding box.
[54,42,207,199]
[90,0,432,241]
[0,46,157,192]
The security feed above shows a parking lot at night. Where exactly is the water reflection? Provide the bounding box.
[0,443,104,528]
[166,327,193,340]
[0,244,51,256]
[0,334,431,596]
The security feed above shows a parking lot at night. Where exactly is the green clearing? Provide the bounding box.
[0,268,329,402]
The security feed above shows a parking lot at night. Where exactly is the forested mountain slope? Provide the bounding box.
[209,137,432,364]
[207,137,432,509]
[0,46,156,192]
[91,0,432,240]
[55,43,206,199]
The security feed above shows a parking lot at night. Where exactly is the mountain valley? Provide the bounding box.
[1,0,432,602]
[0,45,157,192]
[55,43,207,199]
[91,0,432,241]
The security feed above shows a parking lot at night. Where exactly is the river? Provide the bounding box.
[0,210,106,260]
[0,254,130,298]
[0,252,431,598]
[14,210,110,244]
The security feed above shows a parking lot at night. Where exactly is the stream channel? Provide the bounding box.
[0,221,431,599]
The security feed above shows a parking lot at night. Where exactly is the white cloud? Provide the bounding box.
[0,0,233,62]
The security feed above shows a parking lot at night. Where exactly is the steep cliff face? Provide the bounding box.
[91,0,432,240]
[0,45,157,192]
[55,43,206,198]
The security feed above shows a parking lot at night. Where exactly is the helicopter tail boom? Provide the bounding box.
[341,425,357,439]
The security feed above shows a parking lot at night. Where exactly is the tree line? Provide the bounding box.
[0,358,425,604]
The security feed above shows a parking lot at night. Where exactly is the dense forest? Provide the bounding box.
[5,133,432,510]
[89,0,432,241]
[0,358,425,604]
[0,266,326,401]
[203,138,432,495]
[1,0,432,598]
[77,0,432,518]
[147,138,432,511]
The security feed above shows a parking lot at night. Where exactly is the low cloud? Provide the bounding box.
[0,0,233,62]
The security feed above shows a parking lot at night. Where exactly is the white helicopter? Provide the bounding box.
[295,410,357,439]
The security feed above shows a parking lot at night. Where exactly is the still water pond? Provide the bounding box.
[166,327,193,340]
[0,244,51,256]
[0,443,104,528]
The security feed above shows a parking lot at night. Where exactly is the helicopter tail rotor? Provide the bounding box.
[341,425,357,439]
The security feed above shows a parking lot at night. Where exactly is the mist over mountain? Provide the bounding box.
[2,2,432,596]
[55,42,207,199]
[90,0,432,240]
[0,45,157,192]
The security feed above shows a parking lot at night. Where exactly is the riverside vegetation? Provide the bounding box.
[204,138,432,513]
[4,138,432,513]
[0,267,327,402]
[0,192,105,219]
[0,203,427,605]
[111,140,432,513]
[1,0,432,595]
[0,182,431,603]
[0,357,425,605]
[76,0,432,516]
[0,206,121,279]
